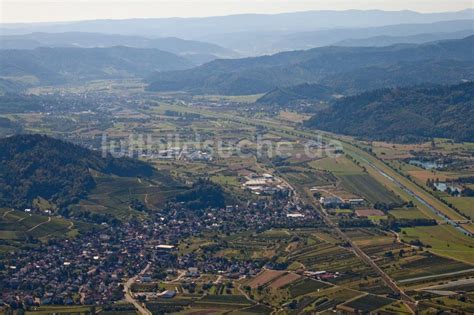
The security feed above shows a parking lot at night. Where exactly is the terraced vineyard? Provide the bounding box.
[0,208,78,252]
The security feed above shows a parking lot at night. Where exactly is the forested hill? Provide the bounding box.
[256,83,335,105]
[305,82,474,142]
[146,36,474,95]
[0,46,193,86]
[0,134,154,208]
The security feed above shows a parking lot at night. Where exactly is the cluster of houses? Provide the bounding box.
[140,147,212,161]
[2,184,315,309]
[1,224,148,307]
[318,196,365,209]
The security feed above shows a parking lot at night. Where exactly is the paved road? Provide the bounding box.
[313,197,417,312]
[124,263,152,315]
[399,268,474,284]
[418,277,474,291]
[355,154,472,237]
[207,112,418,307]
[321,201,414,303]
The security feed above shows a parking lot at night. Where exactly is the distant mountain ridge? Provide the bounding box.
[204,19,474,55]
[257,83,336,105]
[334,29,474,47]
[1,10,472,55]
[0,46,194,86]
[146,36,474,95]
[2,9,472,37]
[305,82,474,143]
[0,32,237,62]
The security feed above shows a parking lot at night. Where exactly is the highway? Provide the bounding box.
[353,153,472,237]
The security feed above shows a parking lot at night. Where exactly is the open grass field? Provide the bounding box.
[390,207,430,219]
[401,225,474,264]
[351,231,395,248]
[445,197,474,218]
[193,94,264,104]
[309,156,363,175]
[278,111,311,123]
[407,169,460,184]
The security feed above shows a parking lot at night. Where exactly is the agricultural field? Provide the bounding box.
[389,207,430,219]
[342,294,395,312]
[246,270,286,289]
[287,278,331,298]
[2,80,473,315]
[400,225,474,264]
[0,208,79,253]
[385,252,473,283]
[278,165,334,187]
[309,155,403,205]
[417,294,474,313]
[445,197,474,219]
[72,173,181,220]
[309,156,364,176]
[339,173,402,205]
[24,305,95,315]
[146,293,253,314]
[277,111,311,124]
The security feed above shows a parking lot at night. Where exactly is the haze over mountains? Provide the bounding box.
[0,46,194,86]
[147,36,474,95]
[203,19,474,55]
[1,9,473,55]
[0,32,238,63]
[3,9,472,37]
[0,9,472,93]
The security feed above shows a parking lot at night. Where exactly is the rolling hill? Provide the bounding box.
[334,29,474,47]
[3,9,472,39]
[204,19,474,55]
[0,134,155,209]
[146,36,474,95]
[256,83,336,106]
[0,32,237,63]
[2,10,472,56]
[0,46,194,86]
[305,82,474,142]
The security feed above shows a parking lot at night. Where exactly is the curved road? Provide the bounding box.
[124,263,152,315]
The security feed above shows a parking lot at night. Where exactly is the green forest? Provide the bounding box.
[305,82,473,142]
[0,134,155,209]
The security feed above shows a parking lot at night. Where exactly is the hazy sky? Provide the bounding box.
[1,0,472,23]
